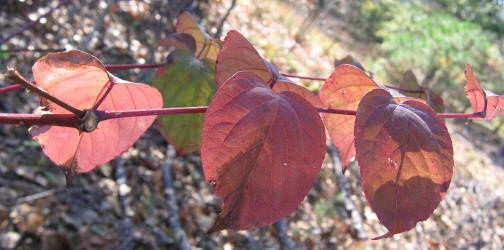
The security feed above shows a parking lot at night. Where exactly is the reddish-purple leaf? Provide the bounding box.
[464,63,504,120]
[354,89,453,239]
[320,65,379,171]
[272,81,323,107]
[215,30,282,88]
[30,50,162,181]
[201,71,326,232]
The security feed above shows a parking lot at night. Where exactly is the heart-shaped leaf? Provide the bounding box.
[320,64,379,171]
[30,50,162,182]
[464,63,504,120]
[215,30,289,88]
[354,89,453,239]
[153,50,215,154]
[201,71,326,232]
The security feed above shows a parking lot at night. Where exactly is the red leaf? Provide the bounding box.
[464,63,504,120]
[320,65,378,171]
[201,71,326,232]
[215,30,282,88]
[464,63,486,114]
[272,81,323,107]
[354,89,453,239]
[484,90,504,119]
[30,50,162,182]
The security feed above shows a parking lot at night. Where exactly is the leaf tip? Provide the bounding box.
[372,231,394,240]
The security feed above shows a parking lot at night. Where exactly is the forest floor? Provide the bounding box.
[0,0,503,249]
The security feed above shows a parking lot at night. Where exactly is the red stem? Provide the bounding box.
[0,0,70,46]
[437,112,484,119]
[95,107,209,121]
[0,84,23,94]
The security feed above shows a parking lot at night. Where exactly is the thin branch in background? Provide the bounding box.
[162,145,191,250]
[113,156,133,250]
[328,144,368,240]
[273,218,295,250]
[214,0,238,39]
[0,0,70,46]
[0,84,24,94]
[80,0,116,50]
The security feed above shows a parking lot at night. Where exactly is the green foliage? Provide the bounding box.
[368,2,504,112]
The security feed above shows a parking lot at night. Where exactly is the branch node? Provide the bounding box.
[80,110,99,132]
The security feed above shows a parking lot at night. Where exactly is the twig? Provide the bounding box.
[214,0,238,39]
[0,84,24,94]
[273,218,295,250]
[5,68,85,117]
[162,145,191,250]
[114,156,133,250]
[80,0,116,50]
[14,189,59,205]
[328,144,368,240]
[0,0,70,46]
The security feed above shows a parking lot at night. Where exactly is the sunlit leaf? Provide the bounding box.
[176,11,209,57]
[215,30,285,87]
[30,50,162,182]
[464,63,504,120]
[201,71,325,232]
[354,89,453,239]
[320,64,378,171]
[153,50,215,154]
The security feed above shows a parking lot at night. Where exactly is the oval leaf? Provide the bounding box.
[320,64,378,171]
[354,89,453,239]
[30,50,162,182]
[201,71,326,232]
[176,11,209,56]
[153,50,215,154]
[216,30,277,87]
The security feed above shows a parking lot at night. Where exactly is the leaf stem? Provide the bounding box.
[437,112,484,119]
[0,0,70,46]
[95,107,209,121]
[0,84,23,94]
[6,68,85,117]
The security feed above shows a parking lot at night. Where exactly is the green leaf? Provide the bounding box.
[153,50,216,154]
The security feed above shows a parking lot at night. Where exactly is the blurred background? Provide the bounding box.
[0,0,503,249]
